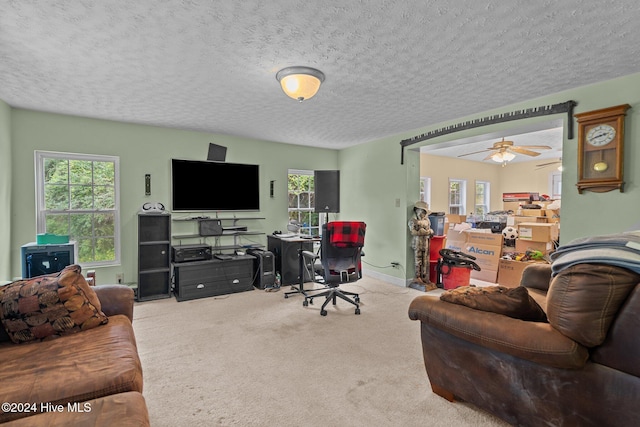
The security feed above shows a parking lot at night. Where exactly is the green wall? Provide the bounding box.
[8,109,338,282]
[339,72,640,284]
[5,71,640,285]
[0,99,11,280]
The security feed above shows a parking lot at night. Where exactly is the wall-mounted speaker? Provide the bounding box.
[314,170,340,213]
[207,143,227,162]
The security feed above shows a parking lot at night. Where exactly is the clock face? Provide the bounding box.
[586,124,616,147]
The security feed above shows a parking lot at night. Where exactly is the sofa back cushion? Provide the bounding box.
[546,263,639,347]
[591,284,640,376]
[440,285,548,322]
[0,265,108,344]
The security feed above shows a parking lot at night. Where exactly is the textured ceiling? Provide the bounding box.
[1,1,640,150]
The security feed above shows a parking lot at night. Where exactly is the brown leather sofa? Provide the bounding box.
[409,262,640,426]
[0,266,149,426]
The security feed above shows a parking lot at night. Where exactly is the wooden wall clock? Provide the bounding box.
[574,104,631,193]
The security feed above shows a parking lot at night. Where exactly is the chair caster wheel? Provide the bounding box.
[284,294,289,299]
[355,308,361,315]
[303,300,308,307]
[320,310,327,316]
[308,299,313,305]
[355,297,360,303]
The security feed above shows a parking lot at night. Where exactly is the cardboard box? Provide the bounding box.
[503,192,538,202]
[521,209,544,217]
[497,259,548,288]
[446,214,467,224]
[517,223,559,243]
[515,239,554,254]
[443,230,502,283]
[464,230,503,283]
[507,216,547,226]
[545,209,560,223]
[444,229,467,252]
[503,201,522,212]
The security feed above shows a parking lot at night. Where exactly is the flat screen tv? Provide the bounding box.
[171,159,260,211]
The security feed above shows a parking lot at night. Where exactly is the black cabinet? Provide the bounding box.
[173,256,254,301]
[137,213,171,301]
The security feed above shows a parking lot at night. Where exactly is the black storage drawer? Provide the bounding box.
[173,256,254,301]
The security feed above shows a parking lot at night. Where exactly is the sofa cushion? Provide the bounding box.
[0,265,108,344]
[546,263,640,347]
[0,314,143,423]
[2,391,150,427]
[440,285,547,322]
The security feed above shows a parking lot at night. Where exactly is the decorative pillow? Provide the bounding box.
[0,264,108,344]
[546,263,639,347]
[440,285,548,322]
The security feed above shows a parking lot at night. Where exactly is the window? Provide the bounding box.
[474,180,490,215]
[35,151,120,267]
[448,179,466,214]
[420,177,431,206]
[550,171,562,199]
[287,169,322,236]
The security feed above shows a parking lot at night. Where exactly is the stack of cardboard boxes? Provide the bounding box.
[438,193,559,289]
[497,192,559,287]
[444,218,503,283]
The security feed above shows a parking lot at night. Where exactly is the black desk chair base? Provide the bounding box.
[303,286,360,316]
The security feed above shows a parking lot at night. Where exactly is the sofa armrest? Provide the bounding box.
[520,263,552,291]
[94,285,135,323]
[408,295,588,369]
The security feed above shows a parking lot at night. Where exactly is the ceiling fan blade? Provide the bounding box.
[536,158,562,167]
[457,148,495,157]
[483,152,497,161]
[517,145,552,150]
[509,146,541,156]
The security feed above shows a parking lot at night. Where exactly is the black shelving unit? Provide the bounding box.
[137,213,172,301]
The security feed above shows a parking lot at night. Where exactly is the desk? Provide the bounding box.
[267,235,320,294]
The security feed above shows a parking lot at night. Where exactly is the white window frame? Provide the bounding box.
[550,171,562,199]
[420,177,431,207]
[474,180,490,215]
[287,169,324,236]
[448,178,466,215]
[35,151,121,267]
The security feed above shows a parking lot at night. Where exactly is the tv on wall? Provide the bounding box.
[171,159,260,211]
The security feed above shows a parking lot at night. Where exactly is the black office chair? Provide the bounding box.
[301,221,366,316]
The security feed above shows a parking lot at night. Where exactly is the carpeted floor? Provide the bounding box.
[132,277,510,426]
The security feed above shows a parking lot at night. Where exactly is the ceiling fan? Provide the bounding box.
[536,157,563,170]
[458,138,552,162]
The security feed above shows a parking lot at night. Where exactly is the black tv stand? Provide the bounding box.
[172,256,254,302]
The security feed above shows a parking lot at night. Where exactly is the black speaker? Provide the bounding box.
[314,170,340,213]
[207,143,227,161]
[247,248,275,289]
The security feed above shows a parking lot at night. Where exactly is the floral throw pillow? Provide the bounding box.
[0,265,108,344]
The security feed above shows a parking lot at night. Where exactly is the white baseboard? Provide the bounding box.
[362,268,407,288]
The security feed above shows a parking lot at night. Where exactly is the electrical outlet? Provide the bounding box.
[116,273,123,284]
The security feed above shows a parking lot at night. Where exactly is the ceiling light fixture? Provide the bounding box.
[276,66,325,102]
